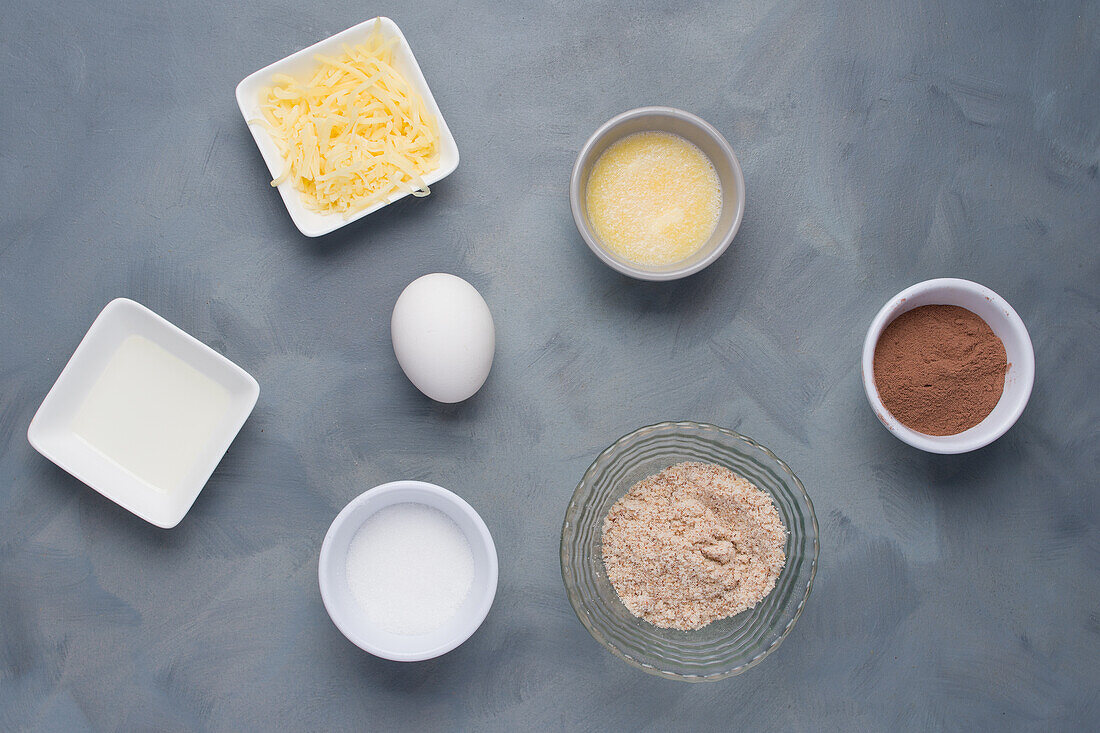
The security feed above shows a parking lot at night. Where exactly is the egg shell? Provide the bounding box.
[391,274,495,403]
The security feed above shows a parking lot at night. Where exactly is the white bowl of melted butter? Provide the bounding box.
[570,107,745,281]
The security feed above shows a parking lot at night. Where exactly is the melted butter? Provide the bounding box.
[585,131,721,266]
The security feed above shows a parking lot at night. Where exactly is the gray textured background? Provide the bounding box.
[2,0,1098,730]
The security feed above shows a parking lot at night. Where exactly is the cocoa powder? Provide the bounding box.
[873,304,1007,436]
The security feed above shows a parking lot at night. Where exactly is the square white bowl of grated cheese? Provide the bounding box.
[235,17,459,237]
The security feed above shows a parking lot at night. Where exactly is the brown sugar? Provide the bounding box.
[601,462,787,631]
[873,304,1007,436]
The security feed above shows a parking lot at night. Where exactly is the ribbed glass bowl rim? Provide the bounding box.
[559,421,819,681]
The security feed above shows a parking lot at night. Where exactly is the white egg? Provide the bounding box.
[391,273,495,403]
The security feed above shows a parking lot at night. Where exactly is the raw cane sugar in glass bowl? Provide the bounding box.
[560,421,818,681]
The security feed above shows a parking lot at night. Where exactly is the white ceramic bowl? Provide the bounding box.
[861,278,1035,454]
[27,298,259,528]
[318,480,498,661]
[235,17,460,237]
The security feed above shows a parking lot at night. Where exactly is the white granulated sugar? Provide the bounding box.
[345,503,474,636]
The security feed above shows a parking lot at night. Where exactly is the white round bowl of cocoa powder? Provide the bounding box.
[861,278,1035,454]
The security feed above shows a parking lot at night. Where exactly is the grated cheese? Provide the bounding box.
[250,20,440,217]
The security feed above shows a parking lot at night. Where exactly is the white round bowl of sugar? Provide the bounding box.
[318,480,498,661]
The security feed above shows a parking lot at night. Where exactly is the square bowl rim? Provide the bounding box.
[27,298,260,528]
[234,16,460,237]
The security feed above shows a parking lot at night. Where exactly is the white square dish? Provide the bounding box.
[235,16,460,237]
[27,298,260,528]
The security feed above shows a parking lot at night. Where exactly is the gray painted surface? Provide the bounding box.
[1,0,1098,730]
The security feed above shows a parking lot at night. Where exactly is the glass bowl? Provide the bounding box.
[560,421,819,681]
